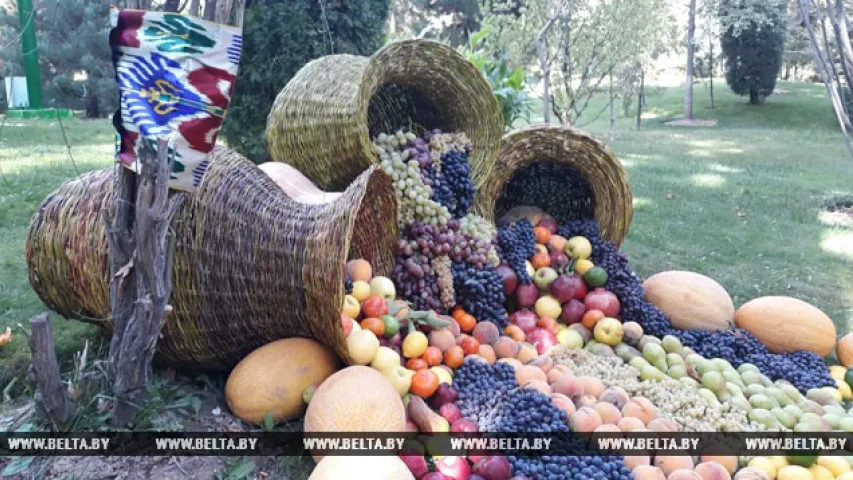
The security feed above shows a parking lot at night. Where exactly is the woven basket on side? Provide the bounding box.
[473,125,633,246]
[26,147,398,369]
[265,39,504,191]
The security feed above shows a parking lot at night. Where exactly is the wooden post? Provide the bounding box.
[27,313,73,426]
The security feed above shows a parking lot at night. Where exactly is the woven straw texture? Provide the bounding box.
[26,147,398,369]
[473,125,633,246]
[265,39,504,191]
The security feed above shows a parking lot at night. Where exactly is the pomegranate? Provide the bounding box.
[584,288,620,317]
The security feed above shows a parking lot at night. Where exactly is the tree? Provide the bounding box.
[221,0,390,162]
[481,0,676,126]
[0,0,117,117]
[719,0,787,105]
[685,0,698,119]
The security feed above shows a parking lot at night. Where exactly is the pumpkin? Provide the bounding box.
[838,333,853,367]
[735,296,836,357]
[225,338,340,424]
[642,271,735,331]
[309,456,414,479]
[258,162,342,204]
[304,366,406,461]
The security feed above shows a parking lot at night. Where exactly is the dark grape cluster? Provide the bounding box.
[559,219,835,393]
[454,359,632,479]
[344,273,353,295]
[451,263,509,327]
[432,148,475,218]
[497,219,536,284]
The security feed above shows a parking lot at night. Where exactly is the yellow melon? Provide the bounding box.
[309,456,414,479]
[642,271,735,331]
[837,333,853,367]
[225,338,340,424]
[735,296,836,357]
[304,366,406,461]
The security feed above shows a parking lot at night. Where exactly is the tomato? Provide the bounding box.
[406,357,429,371]
[361,295,389,319]
[533,226,552,245]
[457,313,477,333]
[421,346,443,367]
[360,317,385,337]
[460,336,481,356]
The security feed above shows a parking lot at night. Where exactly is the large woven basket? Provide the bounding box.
[26,147,397,369]
[265,39,504,191]
[473,125,633,246]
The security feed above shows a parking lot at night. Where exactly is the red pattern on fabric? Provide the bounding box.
[115,10,143,48]
[177,65,236,152]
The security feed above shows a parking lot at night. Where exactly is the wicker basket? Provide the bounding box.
[265,39,504,191]
[26,147,398,369]
[473,125,633,246]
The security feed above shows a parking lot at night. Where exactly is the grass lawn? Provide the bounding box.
[1,80,852,396]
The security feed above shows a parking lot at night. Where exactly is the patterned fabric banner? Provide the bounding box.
[109,7,242,191]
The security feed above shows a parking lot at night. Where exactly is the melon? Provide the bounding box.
[837,333,853,367]
[304,366,406,461]
[225,338,340,424]
[735,296,836,357]
[643,271,735,331]
[309,455,414,479]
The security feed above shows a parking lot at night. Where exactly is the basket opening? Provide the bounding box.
[367,83,461,138]
[495,162,596,224]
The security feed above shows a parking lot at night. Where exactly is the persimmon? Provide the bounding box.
[443,346,465,369]
[406,357,429,371]
[531,252,551,270]
[421,346,443,367]
[410,369,440,398]
[534,226,552,245]
[460,336,481,356]
[505,325,526,342]
[537,317,559,334]
[452,306,467,321]
[457,313,476,332]
[582,309,605,330]
[360,317,385,336]
[361,295,389,319]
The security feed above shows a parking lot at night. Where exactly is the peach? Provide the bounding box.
[548,234,567,252]
[647,417,678,432]
[667,469,702,480]
[549,393,576,418]
[599,386,631,409]
[593,423,621,433]
[654,456,695,477]
[570,407,603,432]
[528,355,553,373]
[578,376,605,398]
[525,380,552,396]
[346,259,372,282]
[516,365,547,385]
[617,416,646,432]
[623,398,659,424]
[633,465,667,480]
[593,401,623,425]
[546,364,571,383]
[576,395,598,409]
[694,461,732,480]
[516,342,538,363]
[472,321,500,346]
[477,345,496,365]
[551,373,585,399]
[624,455,651,470]
[699,456,737,475]
[493,337,519,359]
[497,357,522,371]
[429,329,457,353]
[731,467,769,480]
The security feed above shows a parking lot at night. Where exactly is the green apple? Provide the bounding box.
[557,329,584,350]
[533,267,559,291]
[369,276,396,300]
[593,317,624,346]
[565,236,593,259]
[385,365,414,396]
[371,346,402,374]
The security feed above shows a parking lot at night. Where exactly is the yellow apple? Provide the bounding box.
[342,295,360,319]
[351,280,371,302]
[534,295,562,319]
[371,346,402,374]
[557,329,584,349]
[369,276,396,300]
[430,366,453,386]
[385,366,414,396]
[565,236,592,259]
[593,317,624,346]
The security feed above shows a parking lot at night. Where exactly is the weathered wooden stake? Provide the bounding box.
[27,313,73,426]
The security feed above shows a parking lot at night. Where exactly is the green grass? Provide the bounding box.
[1,80,852,394]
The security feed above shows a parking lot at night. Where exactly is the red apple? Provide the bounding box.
[537,217,559,234]
[430,383,459,409]
[423,473,453,480]
[560,299,586,325]
[437,456,472,480]
[568,274,588,300]
[496,264,519,296]
[450,417,479,433]
[400,454,430,479]
[549,251,570,272]
[509,310,538,334]
[584,288,620,317]
[548,275,576,303]
[515,283,539,308]
[526,328,558,355]
[439,403,463,423]
[473,455,512,480]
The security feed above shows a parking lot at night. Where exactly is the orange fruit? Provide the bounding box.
[534,226,552,245]
[360,317,385,337]
[406,358,428,371]
[410,369,440,398]
[582,309,605,329]
[421,346,443,367]
[444,346,465,369]
[452,306,466,322]
[361,296,389,319]
[537,317,559,334]
[531,252,551,270]
[457,313,477,333]
[504,325,526,342]
[460,336,481,356]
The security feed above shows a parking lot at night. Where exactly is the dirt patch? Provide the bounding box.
[664,119,718,127]
[820,199,853,227]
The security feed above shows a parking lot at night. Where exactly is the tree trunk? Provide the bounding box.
[709,35,715,109]
[27,313,74,427]
[636,66,644,130]
[609,69,615,130]
[749,89,761,105]
[685,0,697,119]
[164,0,181,11]
[189,0,200,15]
[535,0,568,125]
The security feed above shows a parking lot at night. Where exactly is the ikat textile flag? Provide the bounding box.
[109,7,242,191]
